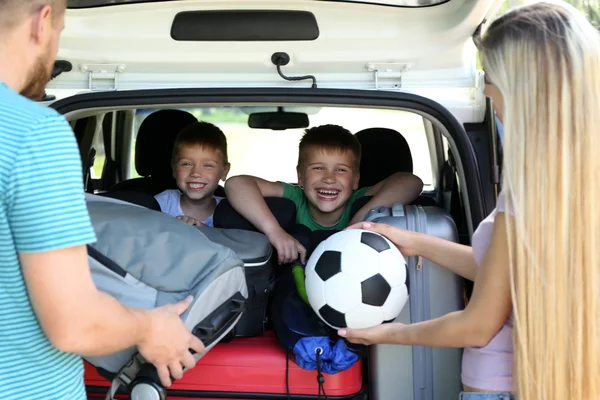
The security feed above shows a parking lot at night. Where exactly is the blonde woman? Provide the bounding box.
[339,2,600,399]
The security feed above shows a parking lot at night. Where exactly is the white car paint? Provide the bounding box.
[49,0,502,123]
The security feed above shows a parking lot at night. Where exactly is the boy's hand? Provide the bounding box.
[265,226,307,265]
[177,215,207,227]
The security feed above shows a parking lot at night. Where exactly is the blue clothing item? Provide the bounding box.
[154,189,223,227]
[293,337,359,374]
[0,82,97,399]
[496,116,504,147]
[460,392,515,400]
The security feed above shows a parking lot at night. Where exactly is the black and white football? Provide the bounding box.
[305,229,409,330]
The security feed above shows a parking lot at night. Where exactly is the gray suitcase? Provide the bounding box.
[364,203,465,400]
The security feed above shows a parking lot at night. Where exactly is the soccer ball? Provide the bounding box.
[305,229,409,330]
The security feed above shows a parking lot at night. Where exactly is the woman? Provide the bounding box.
[339,2,600,399]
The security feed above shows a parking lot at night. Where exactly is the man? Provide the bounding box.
[0,1,204,399]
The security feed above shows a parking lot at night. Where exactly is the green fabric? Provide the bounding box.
[292,265,309,304]
[281,183,369,231]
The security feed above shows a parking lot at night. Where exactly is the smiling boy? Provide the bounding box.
[155,121,230,227]
[224,124,423,264]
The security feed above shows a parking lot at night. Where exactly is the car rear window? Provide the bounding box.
[68,0,177,8]
[128,106,434,188]
[68,0,447,8]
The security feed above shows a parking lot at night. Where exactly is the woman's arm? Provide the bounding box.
[348,222,478,281]
[340,213,512,348]
[412,231,478,281]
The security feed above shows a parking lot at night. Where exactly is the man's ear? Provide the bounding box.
[30,5,53,45]
[221,163,231,181]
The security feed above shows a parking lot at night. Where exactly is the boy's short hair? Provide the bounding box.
[172,121,229,164]
[298,124,361,170]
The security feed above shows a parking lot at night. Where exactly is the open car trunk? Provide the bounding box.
[48,87,495,400]
[44,1,502,399]
[47,0,502,123]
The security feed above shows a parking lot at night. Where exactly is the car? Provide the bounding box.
[44,0,505,399]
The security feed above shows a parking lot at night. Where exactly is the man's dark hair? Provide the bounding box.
[298,124,361,169]
[172,121,229,164]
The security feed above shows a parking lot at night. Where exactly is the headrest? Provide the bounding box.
[97,190,161,211]
[213,197,297,232]
[214,196,369,234]
[213,195,375,261]
[355,128,413,188]
[135,109,197,178]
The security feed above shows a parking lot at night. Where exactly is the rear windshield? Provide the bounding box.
[68,0,447,8]
[68,0,176,7]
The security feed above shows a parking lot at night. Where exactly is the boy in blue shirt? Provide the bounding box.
[155,121,230,227]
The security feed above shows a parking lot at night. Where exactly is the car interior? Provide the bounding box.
[50,86,500,400]
[72,104,471,227]
[14,0,511,396]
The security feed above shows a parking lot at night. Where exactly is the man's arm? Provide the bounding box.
[21,245,204,386]
[12,114,203,386]
[22,245,148,356]
[224,175,306,264]
[350,172,424,224]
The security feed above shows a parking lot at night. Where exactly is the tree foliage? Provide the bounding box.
[477,0,600,68]
[496,0,600,29]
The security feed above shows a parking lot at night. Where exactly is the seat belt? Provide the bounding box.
[101,112,121,189]
[78,116,97,193]
[441,150,456,215]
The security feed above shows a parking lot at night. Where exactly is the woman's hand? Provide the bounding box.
[338,322,405,345]
[346,222,419,257]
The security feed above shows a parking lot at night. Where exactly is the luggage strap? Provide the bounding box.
[105,352,146,400]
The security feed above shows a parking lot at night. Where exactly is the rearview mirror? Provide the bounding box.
[248,109,309,130]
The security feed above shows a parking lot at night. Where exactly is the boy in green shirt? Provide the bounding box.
[224,124,423,265]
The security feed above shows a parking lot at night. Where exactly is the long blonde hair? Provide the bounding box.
[480,2,600,399]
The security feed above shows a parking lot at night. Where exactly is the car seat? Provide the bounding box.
[110,109,197,195]
[355,127,437,207]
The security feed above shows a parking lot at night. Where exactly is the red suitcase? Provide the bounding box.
[85,331,365,400]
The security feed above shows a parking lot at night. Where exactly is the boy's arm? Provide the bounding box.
[224,175,306,264]
[350,172,424,224]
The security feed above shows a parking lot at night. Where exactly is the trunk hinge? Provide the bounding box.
[80,64,126,91]
[366,62,411,90]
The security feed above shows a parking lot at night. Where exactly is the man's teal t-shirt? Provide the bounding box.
[281,182,369,231]
[0,83,96,399]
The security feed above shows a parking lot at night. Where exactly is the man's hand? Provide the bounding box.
[139,296,206,387]
[177,215,206,227]
[265,226,307,265]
